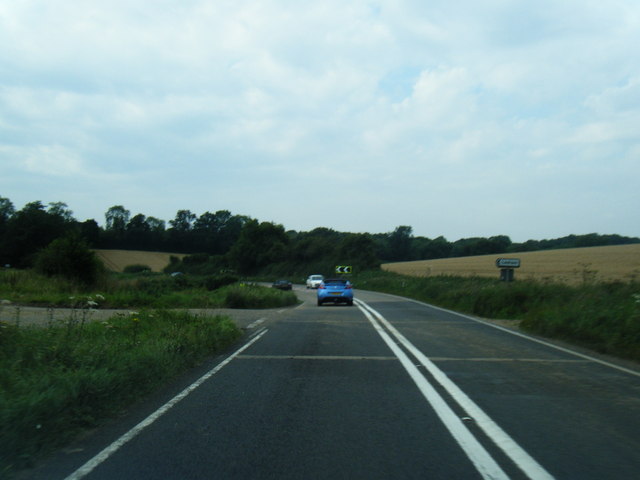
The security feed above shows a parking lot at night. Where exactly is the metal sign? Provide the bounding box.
[335,265,352,274]
[495,258,521,268]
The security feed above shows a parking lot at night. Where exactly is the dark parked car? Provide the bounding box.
[317,278,353,306]
[272,279,293,290]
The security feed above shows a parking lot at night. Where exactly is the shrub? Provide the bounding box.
[123,264,151,274]
[34,234,104,287]
[223,284,298,308]
[163,254,228,276]
[202,274,238,291]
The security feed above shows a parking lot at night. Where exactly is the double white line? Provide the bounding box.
[355,299,554,480]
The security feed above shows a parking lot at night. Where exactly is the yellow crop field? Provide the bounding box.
[382,244,640,284]
[93,249,186,273]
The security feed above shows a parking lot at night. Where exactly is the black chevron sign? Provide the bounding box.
[335,265,352,274]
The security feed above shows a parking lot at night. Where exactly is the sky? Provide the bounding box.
[1,0,639,243]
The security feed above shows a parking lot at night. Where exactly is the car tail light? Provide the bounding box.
[318,284,326,289]
[345,284,352,289]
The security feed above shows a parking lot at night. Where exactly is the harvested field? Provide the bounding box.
[382,244,640,284]
[93,249,186,273]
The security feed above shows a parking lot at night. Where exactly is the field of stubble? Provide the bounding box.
[93,249,186,272]
[382,244,640,284]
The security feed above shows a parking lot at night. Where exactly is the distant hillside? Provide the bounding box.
[94,250,187,273]
[382,244,640,284]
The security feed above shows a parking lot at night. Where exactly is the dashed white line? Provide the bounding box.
[247,317,266,329]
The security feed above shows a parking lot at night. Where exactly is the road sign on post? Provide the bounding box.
[335,266,352,274]
[500,268,515,282]
[496,258,520,282]
[495,258,521,268]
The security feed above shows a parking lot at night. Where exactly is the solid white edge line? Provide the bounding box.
[374,290,640,378]
[356,299,555,480]
[356,302,509,480]
[63,329,269,480]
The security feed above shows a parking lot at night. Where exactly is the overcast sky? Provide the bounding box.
[1,1,639,242]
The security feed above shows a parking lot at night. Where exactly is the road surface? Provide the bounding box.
[18,286,640,479]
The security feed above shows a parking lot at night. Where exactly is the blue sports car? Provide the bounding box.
[317,278,354,306]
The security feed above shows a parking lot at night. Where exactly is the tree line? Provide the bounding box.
[1,196,638,276]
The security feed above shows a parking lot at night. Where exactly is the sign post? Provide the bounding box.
[335,266,352,274]
[495,258,520,282]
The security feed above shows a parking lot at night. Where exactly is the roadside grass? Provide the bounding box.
[0,269,299,477]
[223,283,298,308]
[0,309,242,476]
[354,270,640,362]
[0,270,299,310]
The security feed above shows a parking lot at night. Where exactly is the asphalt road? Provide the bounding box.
[19,286,640,480]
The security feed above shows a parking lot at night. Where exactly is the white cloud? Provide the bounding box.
[21,145,86,177]
[585,77,640,115]
[0,143,127,183]
[0,1,639,241]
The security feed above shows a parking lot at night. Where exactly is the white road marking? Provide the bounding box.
[356,300,510,480]
[424,357,588,363]
[356,299,555,480]
[237,354,397,361]
[247,317,266,329]
[63,329,268,480]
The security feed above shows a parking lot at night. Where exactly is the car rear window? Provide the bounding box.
[324,279,347,285]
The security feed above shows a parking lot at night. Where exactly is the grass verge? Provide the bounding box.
[354,270,640,362]
[223,283,298,308]
[0,270,299,309]
[0,309,242,476]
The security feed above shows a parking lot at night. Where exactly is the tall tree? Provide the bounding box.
[104,205,130,248]
[168,210,197,252]
[228,220,289,274]
[193,211,220,253]
[0,196,15,227]
[126,214,151,249]
[146,216,166,233]
[79,219,101,246]
[192,210,248,255]
[169,210,196,232]
[219,213,250,253]
[416,236,452,259]
[338,233,380,270]
[146,216,167,250]
[105,205,130,232]
[2,201,67,267]
[47,202,75,222]
[0,197,15,257]
[388,225,414,261]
